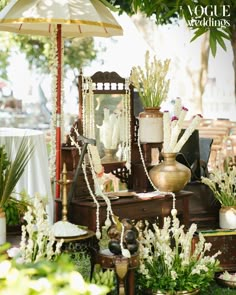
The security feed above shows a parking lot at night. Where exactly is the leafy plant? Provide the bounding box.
[91,264,115,292]
[0,252,110,295]
[201,166,236,207]
[136,211,221,294]
[3,196,29,226]
[0,138,34,208]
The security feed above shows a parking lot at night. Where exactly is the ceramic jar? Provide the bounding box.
[139,107,163,143]
[219,206,236,229]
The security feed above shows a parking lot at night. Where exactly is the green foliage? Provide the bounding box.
[137,214,221,294]
[201,166,236,207]
[13,34,98,75]
[0,253,110,294]
[109,0,236,56]
[0,1,99,80]
[91,264,116,291]
[0,138,34,208]
[3,195,30,225]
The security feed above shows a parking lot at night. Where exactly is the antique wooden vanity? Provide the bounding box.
[60,71,195,232]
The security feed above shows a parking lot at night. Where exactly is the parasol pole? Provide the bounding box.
[55,23,62,205]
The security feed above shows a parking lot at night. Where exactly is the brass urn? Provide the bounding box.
[149,153,191,193]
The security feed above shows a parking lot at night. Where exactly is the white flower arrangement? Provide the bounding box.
[8,193,63,263]
[163,98,202,153]
[130,50,170,108]
[137,210,221,293]
[201,166,236,207]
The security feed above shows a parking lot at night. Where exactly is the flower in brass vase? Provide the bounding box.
[136,211,221,294]
[163,98,202,153]
[130,50,171,108]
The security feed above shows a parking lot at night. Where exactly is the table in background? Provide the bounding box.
[0,128,54,223]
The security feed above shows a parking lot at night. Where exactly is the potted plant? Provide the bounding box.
[136,210,221,294]
[201,165,236,229]
[130,51,170,142]
[0,138,34,244]
[130,50,170,143]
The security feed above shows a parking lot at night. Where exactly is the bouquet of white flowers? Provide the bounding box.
[137,210,221,294]
[130,51,170,108]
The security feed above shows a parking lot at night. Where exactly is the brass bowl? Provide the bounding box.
[216,276,236,288]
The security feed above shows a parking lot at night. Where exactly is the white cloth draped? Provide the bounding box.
[0,128,54,224]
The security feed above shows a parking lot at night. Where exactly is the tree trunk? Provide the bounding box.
[231,25,236,102]
[198,33,210,114]
[186,33,210,114]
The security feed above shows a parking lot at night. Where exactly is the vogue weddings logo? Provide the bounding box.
[181,5,231,28]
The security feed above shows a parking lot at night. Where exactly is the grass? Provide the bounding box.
[200,281,236,294]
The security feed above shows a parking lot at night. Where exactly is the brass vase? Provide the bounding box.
[153,289,199,295]
[101,148,118,163]
[139,107,163,143]
[149,153,191,193]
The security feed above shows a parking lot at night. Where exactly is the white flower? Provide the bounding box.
[137,212,220,292]
[163,98,202,153]
[19,193,62,263]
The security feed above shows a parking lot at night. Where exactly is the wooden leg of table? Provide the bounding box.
[183,197,189,228]
[127,270,135,295]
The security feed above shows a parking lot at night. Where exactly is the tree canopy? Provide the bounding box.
[106,0,235,57]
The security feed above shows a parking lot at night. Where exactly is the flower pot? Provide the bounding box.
[139,107,163,143]
[0,207,6,245]
[152,289,199,295]
[219,206,236,229]
[149,153,191,192]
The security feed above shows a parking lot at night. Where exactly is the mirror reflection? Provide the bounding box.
[93,93,127,163]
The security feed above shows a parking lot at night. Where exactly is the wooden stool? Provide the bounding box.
[96,249,139,295]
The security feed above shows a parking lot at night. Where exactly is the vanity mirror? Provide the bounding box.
[79,71,133,165]
[63,70,135,189]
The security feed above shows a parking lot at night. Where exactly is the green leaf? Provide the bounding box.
[209,30,217,57]
[190,27,208,43]
[0,137,34,207]
[215,32,227,51]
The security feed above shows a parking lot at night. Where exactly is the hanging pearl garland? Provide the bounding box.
[137,130,176,211]
[69,133,101,239]
[70,128,118,238]
[124,78,131,173]
[82,76,95,139]
[49,24,58,179]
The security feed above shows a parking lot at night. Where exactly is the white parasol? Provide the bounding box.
[0,0,123,206]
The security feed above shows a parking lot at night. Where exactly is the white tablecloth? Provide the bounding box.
[0,128,54,224]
